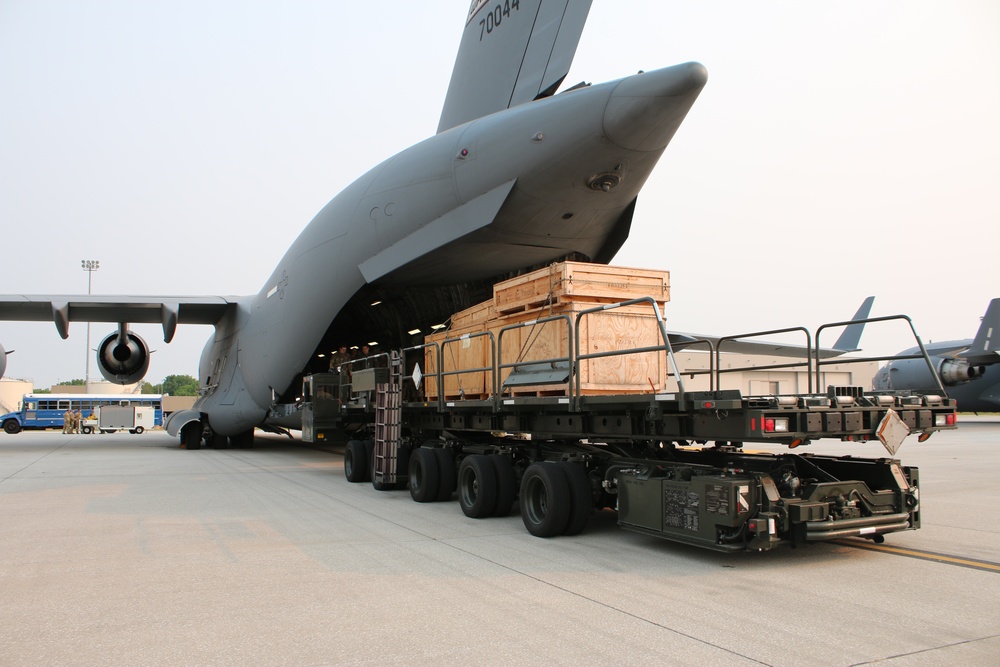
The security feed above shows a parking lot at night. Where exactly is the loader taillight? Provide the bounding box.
[764,417,789,433]
[935,414,956,426]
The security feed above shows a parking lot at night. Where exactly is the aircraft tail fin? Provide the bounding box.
[831,296,875,352]
[437,0,594,134]
[959,298,1000,365]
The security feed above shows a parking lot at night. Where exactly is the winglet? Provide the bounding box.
[437,0,594,133]
[958,298,1000,366]
[832,296,875,351]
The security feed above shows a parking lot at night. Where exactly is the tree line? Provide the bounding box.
[36,374,200,396]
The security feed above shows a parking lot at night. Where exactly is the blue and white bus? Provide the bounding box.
[1,394,163,434]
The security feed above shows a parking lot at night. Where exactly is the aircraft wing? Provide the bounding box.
[667,297,875,359]
[0,295,237,343]
[667,334,857,359]
[437,0,594,133]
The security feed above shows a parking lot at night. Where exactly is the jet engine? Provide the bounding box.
[875,356,986,391]
[97,326,150,385]
[0,342,8,380]
[938,358,986,385]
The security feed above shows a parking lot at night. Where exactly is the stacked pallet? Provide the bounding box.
[423,262,670,400]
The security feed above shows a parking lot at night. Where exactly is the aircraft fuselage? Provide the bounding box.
[194,63,707,435]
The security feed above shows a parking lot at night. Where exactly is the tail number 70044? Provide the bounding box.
[479,0,519,41]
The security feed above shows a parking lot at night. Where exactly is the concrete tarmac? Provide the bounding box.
[1,418,998,666]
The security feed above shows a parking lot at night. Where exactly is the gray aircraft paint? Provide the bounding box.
[437,0,594,133]
[873,298,1000,412]
[0,1,707,437]
[200,63,707,434]
[667,296,875,359]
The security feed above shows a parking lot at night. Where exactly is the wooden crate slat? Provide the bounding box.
[424,295,669,400]
[494,261,669,314]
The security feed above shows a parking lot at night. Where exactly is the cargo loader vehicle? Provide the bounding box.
[298,283,955,552]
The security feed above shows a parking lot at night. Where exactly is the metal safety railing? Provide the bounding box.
[497,313,573,401]
[439,330,497,402]
[716,326,813,393]
[335,300,946,414]
[573,297,687,409]
[680,314,945,397]
[814,314,946,395]
[394,296,687,412]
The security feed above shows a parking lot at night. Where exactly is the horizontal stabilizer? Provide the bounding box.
[666,333,703,352]
[437,0,593,133]
[958,297,1000,365]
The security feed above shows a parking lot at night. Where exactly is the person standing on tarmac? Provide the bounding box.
[62,409,73,434]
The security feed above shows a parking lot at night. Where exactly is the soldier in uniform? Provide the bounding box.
[328,344,353,403]
[329,345,351,374]
[354,344,373,370]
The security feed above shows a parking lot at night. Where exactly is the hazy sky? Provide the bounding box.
[1,1,998,389]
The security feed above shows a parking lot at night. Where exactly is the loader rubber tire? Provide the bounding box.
[408,448,440,503]
[520,462,571,537]
[344,440,369,483]
[434,448,456,501]
[490,455,517,517]
[457,454,497,518]
[561,461,593,536]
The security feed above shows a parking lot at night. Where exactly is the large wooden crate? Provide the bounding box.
[449,299,496,330]
[421,323,490,399]
[496,303,667,396]
[493,261,669,314]
[424,262,671,400]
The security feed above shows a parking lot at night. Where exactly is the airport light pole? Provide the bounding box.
[81,260,100,387]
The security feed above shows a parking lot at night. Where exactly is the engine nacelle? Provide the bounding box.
[97,329,150,385]
[0,342,8,380]
[939,358,986,386]
[874,356,986,391]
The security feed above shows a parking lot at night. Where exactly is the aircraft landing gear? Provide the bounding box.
[229,429,255,448]
[181,421,202,450]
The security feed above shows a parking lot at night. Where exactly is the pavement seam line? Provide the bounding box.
[0,437,73,484]
[441,540,774,666]
[848,633,1000,666]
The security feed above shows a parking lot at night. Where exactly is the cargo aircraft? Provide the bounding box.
[873,298,1000,412]
[0,1,710,446]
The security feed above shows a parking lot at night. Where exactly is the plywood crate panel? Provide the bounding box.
[494,261,669,315]
[449,299,496,330]
[424,300,668,399]
[424,323,490,399]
